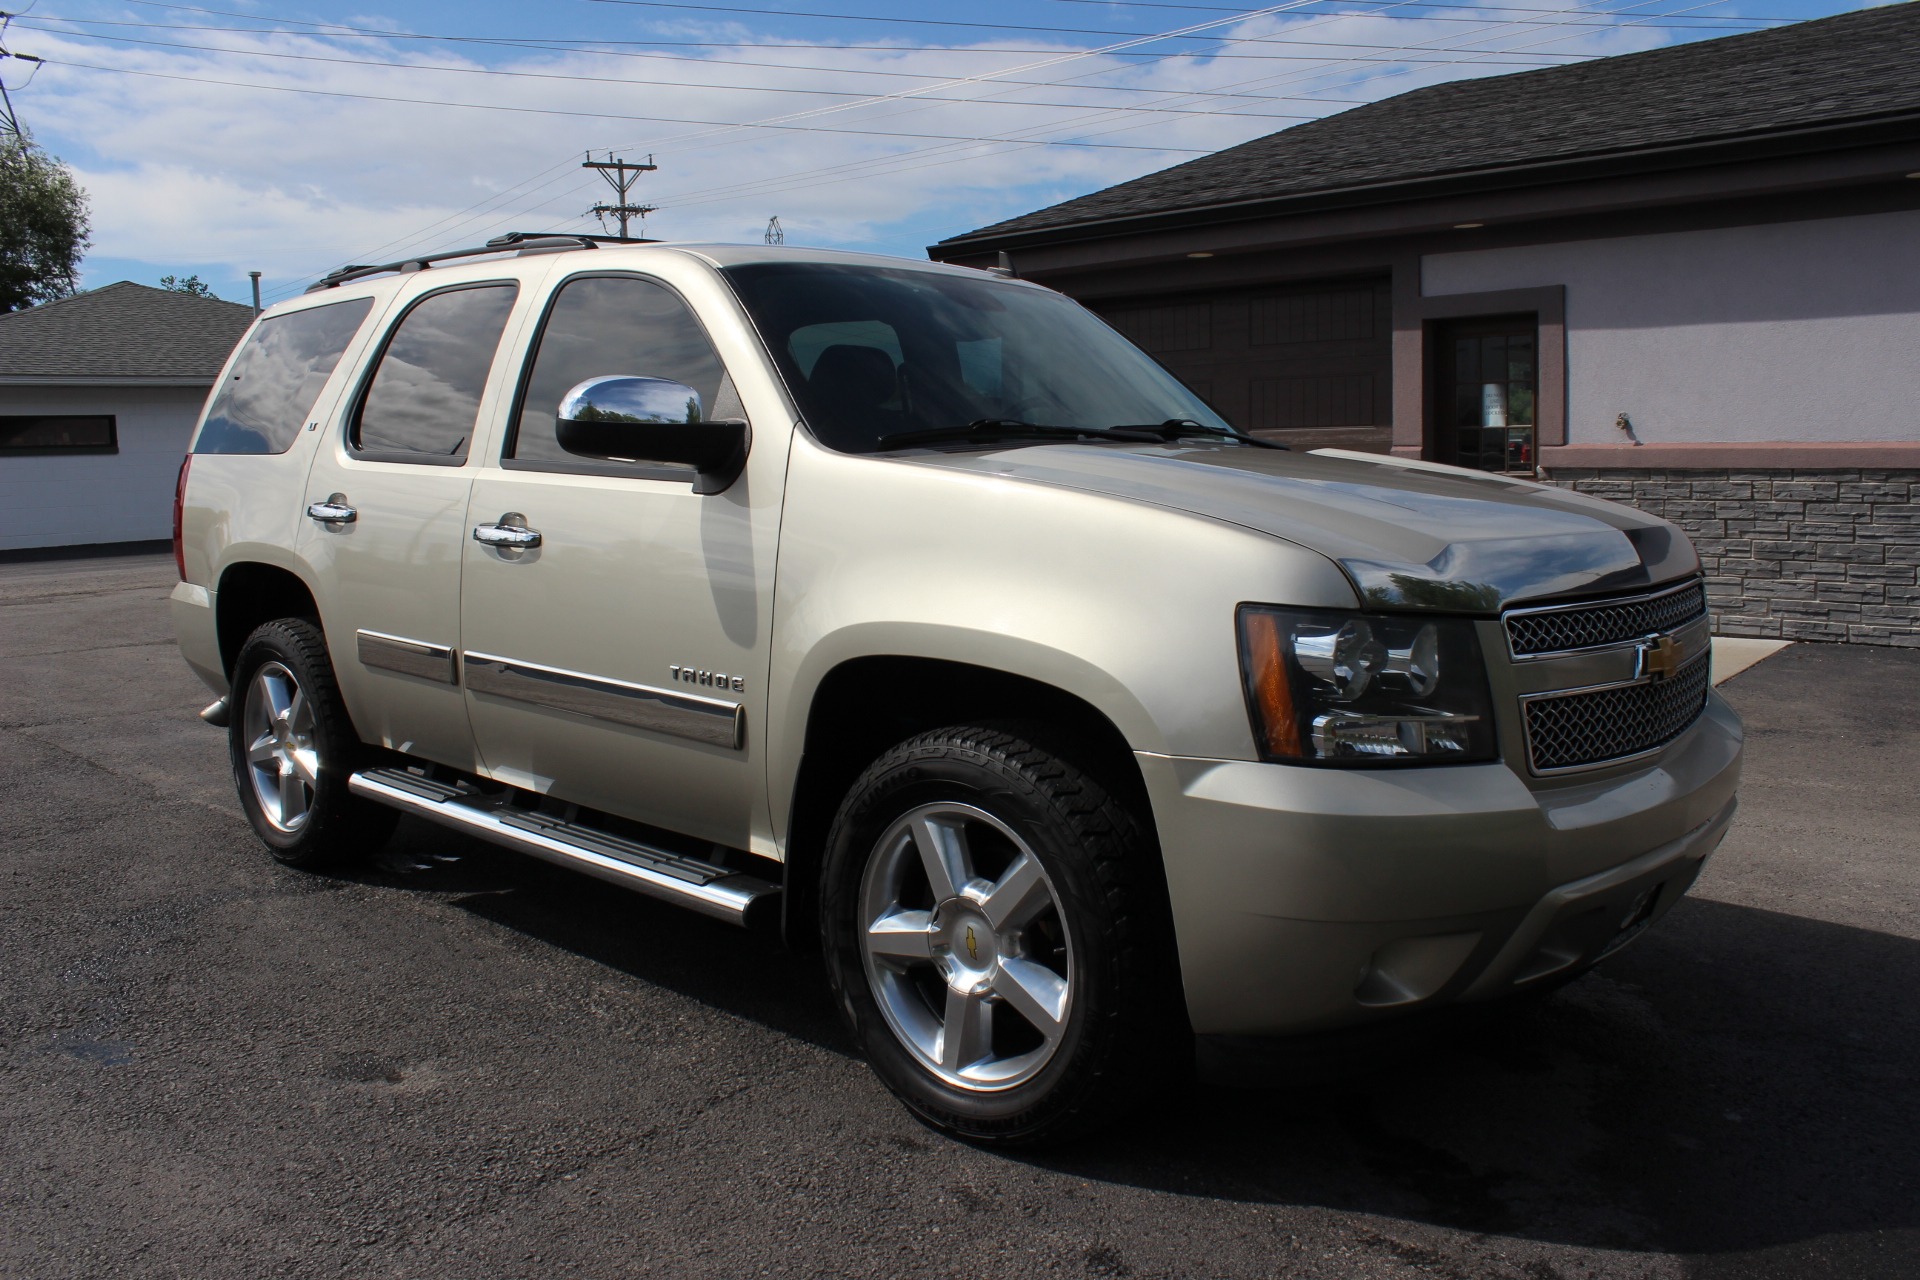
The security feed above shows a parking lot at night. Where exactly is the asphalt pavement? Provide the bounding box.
[2,552,1915,1279]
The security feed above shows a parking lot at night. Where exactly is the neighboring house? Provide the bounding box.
[930,2,1920,645]
[0,282,254,553]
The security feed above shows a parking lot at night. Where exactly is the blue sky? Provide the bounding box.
[0,0,1885,305]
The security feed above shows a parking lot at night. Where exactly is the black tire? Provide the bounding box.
[228,617,397,869]
[821,725,1186,1146]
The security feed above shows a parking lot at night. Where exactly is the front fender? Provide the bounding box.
[763,433,1359,846]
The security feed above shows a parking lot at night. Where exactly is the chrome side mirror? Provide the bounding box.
[555,376,750,495]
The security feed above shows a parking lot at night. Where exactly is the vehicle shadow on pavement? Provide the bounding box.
[322,818,1917,1265]
[328,815,855,1057]
[1033,893,1919,1267]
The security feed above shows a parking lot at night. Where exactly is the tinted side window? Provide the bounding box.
[195,298,373,455]
[353,284,518,460]
[512,276,735,465]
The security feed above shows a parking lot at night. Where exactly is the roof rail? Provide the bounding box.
[303,231,656,294]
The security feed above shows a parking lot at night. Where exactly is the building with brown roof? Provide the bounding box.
[931,3,1920,645]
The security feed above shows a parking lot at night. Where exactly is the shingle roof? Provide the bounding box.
[0,281,255,381]
[939,1,1920,248]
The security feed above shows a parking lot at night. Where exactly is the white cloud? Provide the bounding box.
[9,5,1686,300]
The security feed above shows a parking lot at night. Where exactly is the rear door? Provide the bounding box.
[457,269,778,849]
[298,278,527,770]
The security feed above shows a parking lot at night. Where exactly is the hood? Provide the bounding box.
[914,442,1696,612]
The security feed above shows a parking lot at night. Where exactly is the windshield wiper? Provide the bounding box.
[876,419,1161,450]
[1107,418,1288,449]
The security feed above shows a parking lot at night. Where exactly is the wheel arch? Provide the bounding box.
[215,559,323,679]
[778,652,1159,952]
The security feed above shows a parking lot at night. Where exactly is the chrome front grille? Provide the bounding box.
[1522,653,1712,772]
[1505,579,1706,657]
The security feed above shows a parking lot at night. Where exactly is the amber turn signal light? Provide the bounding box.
[1240,608,1305,759]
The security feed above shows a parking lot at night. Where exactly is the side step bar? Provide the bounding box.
[348,767,780,930]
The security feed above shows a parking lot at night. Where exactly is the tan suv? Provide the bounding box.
[171,234,1742,1143]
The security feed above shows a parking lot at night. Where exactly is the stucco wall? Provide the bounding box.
[1420,209,1920,447]
[0,384,209,551]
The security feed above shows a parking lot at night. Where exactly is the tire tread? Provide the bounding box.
[229,617,395,868]
[824,723,1184,1146]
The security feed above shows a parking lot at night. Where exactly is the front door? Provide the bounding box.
[458,271,773,848]
[299,279,523,770]
[1437,315,1538,474]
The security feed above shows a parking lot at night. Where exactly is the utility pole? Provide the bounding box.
[0,73,22,141]
[0,18,44,141]
[764,216,784,246]
[582,152,656,241]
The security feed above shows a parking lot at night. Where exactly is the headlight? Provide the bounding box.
[1236,606,1496,765]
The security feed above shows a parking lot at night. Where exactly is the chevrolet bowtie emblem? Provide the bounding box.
[1640,633,1686,680]
[965,925,978,963]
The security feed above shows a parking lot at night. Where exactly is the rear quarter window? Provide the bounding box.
[194,297,376,455]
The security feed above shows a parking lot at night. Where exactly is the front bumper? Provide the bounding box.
[1138,690,1742,1038]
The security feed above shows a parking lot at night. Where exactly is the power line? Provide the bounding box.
[46,57,1232,150]
[397,0,1742,232]
[1044,0,1789,18]
[75,0,1781,55]
[14,23,1481,114]
[0,4,43,137]
[576,0,1783,38]
[1048,0,1748,149]
[271,2,1631,283]
[627,0,1729,190]
[11,14,1356,98]
[641,0,1742,217]
[263,0,1345,294]
[256,0,1798,297]
[19,16,1613,73]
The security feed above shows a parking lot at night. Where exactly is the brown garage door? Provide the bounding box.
[1093,277,1392,453]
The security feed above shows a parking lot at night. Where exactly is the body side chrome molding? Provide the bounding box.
[356,629,458,684]
[347,769,776,927]
[463,650,744,750]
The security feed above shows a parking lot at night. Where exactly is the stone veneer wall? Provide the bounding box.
[1545,469,1920,646]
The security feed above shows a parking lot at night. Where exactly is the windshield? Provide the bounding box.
[721,262,1233,453]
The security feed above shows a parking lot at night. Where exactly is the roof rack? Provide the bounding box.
[304,231,656,294]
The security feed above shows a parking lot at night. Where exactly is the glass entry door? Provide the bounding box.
[1439,317,1536,473]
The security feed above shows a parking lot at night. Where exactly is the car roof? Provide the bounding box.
[266,238,1033,323]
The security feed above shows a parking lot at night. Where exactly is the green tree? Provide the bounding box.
[0,137,90,313]
[158,273,214,297]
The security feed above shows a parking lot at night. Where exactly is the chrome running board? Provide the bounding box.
[348,767,779,930]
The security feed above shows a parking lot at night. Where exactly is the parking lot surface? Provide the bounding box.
[2,552,1916,1279]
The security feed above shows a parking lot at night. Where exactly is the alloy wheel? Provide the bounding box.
[241,661,321,833]
[857,801,1075,1091]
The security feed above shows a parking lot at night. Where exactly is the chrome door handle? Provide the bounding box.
[306,496,356,524]
[472,518,542,549]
